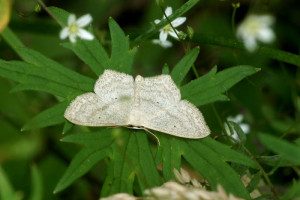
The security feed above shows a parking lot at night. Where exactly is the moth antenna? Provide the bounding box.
[143,128,160,146]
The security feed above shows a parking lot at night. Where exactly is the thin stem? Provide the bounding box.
[231,3,240,36]
[37,0,66,27]
[160,6,181,41]
[241,146,280,200]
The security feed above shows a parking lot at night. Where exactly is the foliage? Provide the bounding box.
[0,1,299,200]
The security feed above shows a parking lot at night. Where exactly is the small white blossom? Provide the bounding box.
[236,14,275,52]
[60,14,94,43]
[224,114,250,142]
[153,7,186,47]
[100,193,136,200]
[152,39,173,48]
[173,168,191,184]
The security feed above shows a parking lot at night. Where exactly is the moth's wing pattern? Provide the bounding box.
[144,100,211,138]
[134,75,181,122]
[64,70,134,126]
[136,75,210,138]
[94,70,134,103]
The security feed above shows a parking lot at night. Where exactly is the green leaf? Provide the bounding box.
[0,60,84,98]
[183,139,251,199]
[200,137,258,168]
[102,130,161,197]
[1,28,94,91]
[157,135,254,199]
[181,65,260,106]
[56,129,161,196]
[108,17,137,74]
[246,172,261,193]
[29,165,43,200]
[191,33,300,67]
[22,101,69,131]
[133,0,200,44]
[54,131,114,193]
[162,63,170,74]
[259,134,300,165]
[171,47,200,86]
[0,167,21,200]
[282,180,300,200]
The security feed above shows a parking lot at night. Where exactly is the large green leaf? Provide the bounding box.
[108,17,137,74]
[1,28,94,91]
[55,129,161,196]
[170,47,200,86]
[259,134,300,165]
[281,180,300,200]
[181,65,260,106]
[22,101,69,131]
[157,134,254,199]
[0,60,84,98]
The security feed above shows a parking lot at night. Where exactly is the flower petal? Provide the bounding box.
[69,34,77,43]
[159,31,168,42]
[165,7,172,18]
[59,27,69,39]
[68,14,76,26]
[171,17,186,28]
[244,36,257,52]
[77,29,94,40]
[168,29,178,39]
[161,40,173,48]
[257,28,275,43]
[154,19,161,24]
[76,14,93,27]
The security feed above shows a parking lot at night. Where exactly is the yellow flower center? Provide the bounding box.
[163,24,171,32]
[247,21,260,34]
[69,24,78,34]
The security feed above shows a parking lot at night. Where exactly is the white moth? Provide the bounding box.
[64,70,210,139]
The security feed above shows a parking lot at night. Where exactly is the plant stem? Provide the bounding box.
[231,3,240,36]
[37,0,65,27]
[242,146,280,200]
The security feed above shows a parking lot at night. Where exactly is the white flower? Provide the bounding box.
[224,114,250,142]
[100,193,136,200]
[152,39,173,48]
[60,14,94,43]
[236,14,275,52]
[173,168,191,184]
[153,7,186,47]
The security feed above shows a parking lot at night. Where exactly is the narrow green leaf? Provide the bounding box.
[182,139,251,199]
[109,17,137,74]
[181,65,260,106]
[162,63,170,74]
[0,60,84,98]
[246,172,261,193]
[29,165,43,200]
[200,137,258,168]
[102,130,161,197]
[1,28,94,91]
[133,0,200,44]
[62,121,73,134]
[54,140,113,193]
[259,134,300,165]
[101,131,133,196]
[158,135,181,181]
[191,33,300,67]
[22,101,69,131]
[282,180,300,200]
[0,167,21,200]
[133,132,162,191]
[171,47,200,86]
